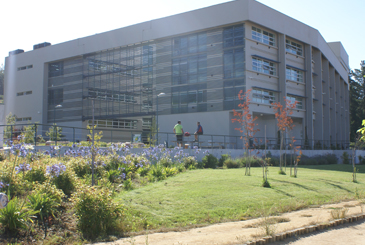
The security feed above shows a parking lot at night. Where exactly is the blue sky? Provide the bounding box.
[1,0,363,70]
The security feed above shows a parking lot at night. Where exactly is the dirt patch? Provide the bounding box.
[95,200,365,245]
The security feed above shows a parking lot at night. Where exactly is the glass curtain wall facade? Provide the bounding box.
[82,44,155,121]
[47,24,246,131]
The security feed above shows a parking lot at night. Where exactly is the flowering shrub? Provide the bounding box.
[202,154,218,169]
[15,163,32,175]
[0,142,209,240]
[46,163,66,178]
[72,186,124,240]
[46,163,75,196]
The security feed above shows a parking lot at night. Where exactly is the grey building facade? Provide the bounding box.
[4,0,350,148]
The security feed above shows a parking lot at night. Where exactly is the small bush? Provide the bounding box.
[223,158,241,169]
[106,169,120,183]
[261,179,271,188]
[70,159,91,178]
[330,207,348,219]
[52,171,76,197]
[72,187,124,240]
[27,191,60,220]
[218,154,230,168]
[149,164,166,181]
[25,168,47,183]
[123,178,134,190]
[0,152,6,161]
[202,154,218,169]
[183,157,198,170]
[159,157,173,168]
[0,197,38,235]
[33,182,65,204]
[341,152,350,165]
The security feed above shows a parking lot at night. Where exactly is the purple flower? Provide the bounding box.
[120,173,126,179]
[15,163,32,174]
[46,163,66,178]
[0,182,9,189]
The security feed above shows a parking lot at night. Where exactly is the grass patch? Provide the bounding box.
[115,165,365,232]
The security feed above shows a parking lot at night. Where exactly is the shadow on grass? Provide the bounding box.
[273,179,318,192]
[270,186,295,198]
[300,164,364,174]
[314,178,353,194]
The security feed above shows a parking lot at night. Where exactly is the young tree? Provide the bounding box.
[354,119,365,182]
[272,98,297,174]
[231,89,259,176]
[289,137,302,177]
[350,61,365,141]
[46,124,64,141]
[86,124,103,147]
[4,113,16,141]
[20,123,36,144]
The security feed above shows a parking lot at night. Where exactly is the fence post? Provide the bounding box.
[34,123,37,147]
[73,127,75,143]
[54,125,58,146]
[111,129,113,144]
[211,135,213,149]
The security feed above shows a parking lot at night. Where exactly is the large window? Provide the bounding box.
[223,79,245,110]
[49,61,64,77]
[286,39,303,56]
[48,89,63,106]
[252,88,275,104]
[287,95,303,109]
[142,45,154,66]
[88,88,135,103]
[224,48,244,78]
[88,119,137,129]
[251,26,275,46]
[286,67,304,83]
[173,33,206,56]
[252,57,276,76]
[172,54,207,85]
[171,85,207,113]
[223,25,244,48]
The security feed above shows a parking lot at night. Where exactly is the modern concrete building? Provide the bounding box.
[4,0,350,148]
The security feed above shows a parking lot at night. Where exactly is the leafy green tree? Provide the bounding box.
[350,61,365,141]
[46,124,63,141]
[86,124,103,147]
[20,123,36,144]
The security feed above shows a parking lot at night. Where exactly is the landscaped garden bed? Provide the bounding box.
[0,141,363,244]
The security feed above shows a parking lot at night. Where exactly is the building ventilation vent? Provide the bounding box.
[9,49,24,56]
[33,42,51,50]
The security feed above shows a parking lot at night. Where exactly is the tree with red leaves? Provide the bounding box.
[231,89,259,176]
[272,98,298,174]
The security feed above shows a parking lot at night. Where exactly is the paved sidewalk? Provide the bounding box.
[271,219,365,245]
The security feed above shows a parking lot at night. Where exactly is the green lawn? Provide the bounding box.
[115,165,365,231]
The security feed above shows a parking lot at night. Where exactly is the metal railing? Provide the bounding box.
[0,123,351,150]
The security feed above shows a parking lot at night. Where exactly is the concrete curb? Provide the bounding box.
[242,213,365,245]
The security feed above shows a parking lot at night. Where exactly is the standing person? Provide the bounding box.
[194,122,203,141]
[173,120,184,147]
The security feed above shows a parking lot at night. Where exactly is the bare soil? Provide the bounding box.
[96,200,365,245]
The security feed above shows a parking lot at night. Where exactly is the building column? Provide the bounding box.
[304,44,313,148]
[312,48,323,147]
[321,58,330,148]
